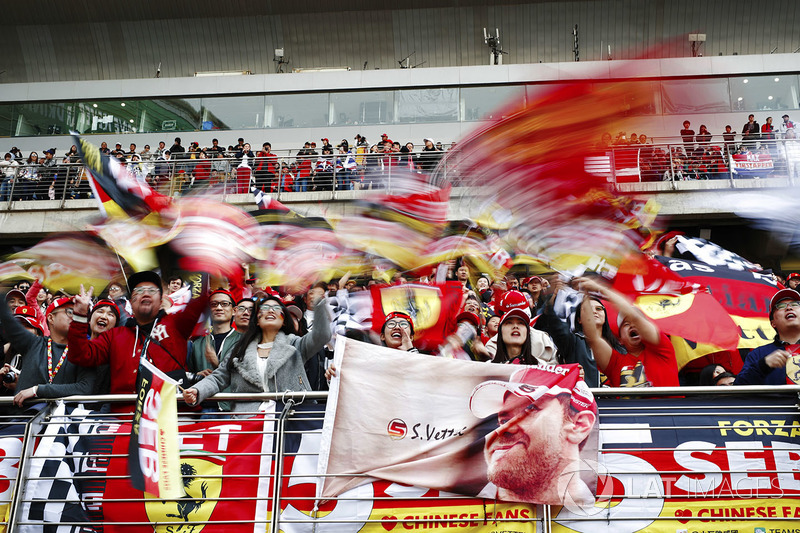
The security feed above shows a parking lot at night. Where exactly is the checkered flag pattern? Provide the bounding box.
[19,402,96,533]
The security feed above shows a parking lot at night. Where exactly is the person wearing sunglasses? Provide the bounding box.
[736,288,800,385]
[183,291,331,416]
[68,271,208,395]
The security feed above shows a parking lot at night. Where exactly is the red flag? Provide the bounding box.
[370,282,462,351]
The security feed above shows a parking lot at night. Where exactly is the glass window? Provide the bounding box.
[729,75,800,112]
[330,91,394,126]
[592,81,661,116]
[461,85,524,121]
[137,98,201,133]
[265,93,329,128]
[661,78,731,114]
[396,88,458,123]
[525,83,573,106]
[0,105,13,137]
[13,102,79,136]
[201,95,265,130]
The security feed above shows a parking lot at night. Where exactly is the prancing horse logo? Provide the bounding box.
[144,458,222,532]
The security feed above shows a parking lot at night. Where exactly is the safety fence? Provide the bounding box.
[3,138,799,212]
[0,385,797,532]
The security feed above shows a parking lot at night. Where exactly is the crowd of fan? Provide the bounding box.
[0,244,795,415]
[0,133,451,201]
[598,114,798,181]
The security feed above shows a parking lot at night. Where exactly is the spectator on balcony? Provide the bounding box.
[139,145,152,161]
[596,132,613,150]
[63,145,79,163]
[99,142,110,155]
[418,138,442,173]
[628,133,640,145]
[722,125,736,152]
[680,121,695,152]
[0,153,19,202]
[576,276,679,388]
[779,114,795,138]
[736,288,800,386]
[153,141,166,159]
[742,114,760,146]
[169,137,185,158]
[206,138,225,156]
[126,143,137,157]
[19,152,40,201]
[638,134,649,145]
[696,125,712,146]
[191,151,212,189]
[254,142,278,192]
[313,147,335,191]
[613,132,629,146]
[761,117,775,140]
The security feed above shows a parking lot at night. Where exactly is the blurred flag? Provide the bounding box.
[75,135,172,218]
[656,255,781,351]
[169,198,260,279]
[11,233,119,293]
[431,79,661,274]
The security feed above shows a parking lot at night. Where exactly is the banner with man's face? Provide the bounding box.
[318,338,599,508]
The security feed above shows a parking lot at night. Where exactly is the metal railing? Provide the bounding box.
[2,137,799,213]
[0,385,797,531]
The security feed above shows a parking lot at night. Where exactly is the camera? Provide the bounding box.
[3,371,17,384]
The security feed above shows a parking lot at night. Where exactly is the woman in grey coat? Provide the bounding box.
[183,295,330,416]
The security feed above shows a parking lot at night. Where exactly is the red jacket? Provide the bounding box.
[67,293,208,394]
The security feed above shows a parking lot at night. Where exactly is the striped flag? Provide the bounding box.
[129,358,183,499]
[74,135,172,218]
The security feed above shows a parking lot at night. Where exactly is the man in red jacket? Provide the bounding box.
[68,271,208,394]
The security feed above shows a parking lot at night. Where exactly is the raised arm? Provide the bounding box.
[575,276,660,346]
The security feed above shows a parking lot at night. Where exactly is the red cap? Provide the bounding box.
[787,273,800,281]
[383,311,414,334]
[14,305,38,319]
[45,296,73,317]
[770,288,800,319]
[381,133,388,138]
[499,307,530,327]
[91,298,120,321]
[456,311,481,329]
[522,276,543,286]
[469,365,596,419]
[210,289,236,304]
[15,314,43,334]
[498,290,530,315]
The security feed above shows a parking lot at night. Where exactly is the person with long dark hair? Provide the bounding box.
[492,308,539,365]
[535,279,622,387]
[183,294,330,416]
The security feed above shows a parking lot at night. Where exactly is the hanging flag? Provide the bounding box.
[129,359,183,499]
[670,235,762,272]
[319,338,598,508]
[370,281,462,351]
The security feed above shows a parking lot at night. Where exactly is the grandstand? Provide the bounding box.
[1,2,800,531]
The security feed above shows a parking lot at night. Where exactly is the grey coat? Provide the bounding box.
[192,301,330,415]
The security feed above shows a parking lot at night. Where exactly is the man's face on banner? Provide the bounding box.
[484,394,569,499]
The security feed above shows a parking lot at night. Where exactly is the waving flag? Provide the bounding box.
[11,233,120,293]
[656,256,781,350]
[75,135,172,218]
[129,359,183,499]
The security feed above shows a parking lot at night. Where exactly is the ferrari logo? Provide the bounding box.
[144,459,222,532]
[380,285,442,331]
